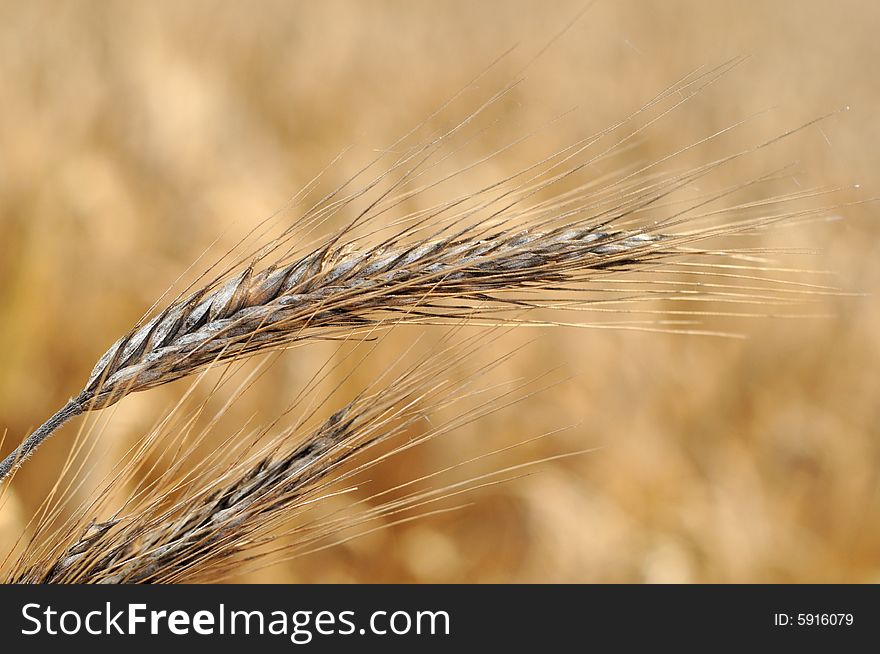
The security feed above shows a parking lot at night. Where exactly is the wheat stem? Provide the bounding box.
[0,400,83,482]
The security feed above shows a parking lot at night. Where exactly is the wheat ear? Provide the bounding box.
[9,330,529,583]
[0,63,838,482]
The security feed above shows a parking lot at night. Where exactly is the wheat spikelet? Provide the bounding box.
[15,401,378,583]
[82,228,663,404]
[0,60,842,489]
[7,330,535,583]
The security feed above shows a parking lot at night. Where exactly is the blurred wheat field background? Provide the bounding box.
[1,0,878,582]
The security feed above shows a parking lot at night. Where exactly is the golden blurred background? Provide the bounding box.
[1,0,879,582]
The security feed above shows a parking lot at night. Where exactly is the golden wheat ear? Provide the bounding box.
[0,59,846,483]
[7,328,554,584]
